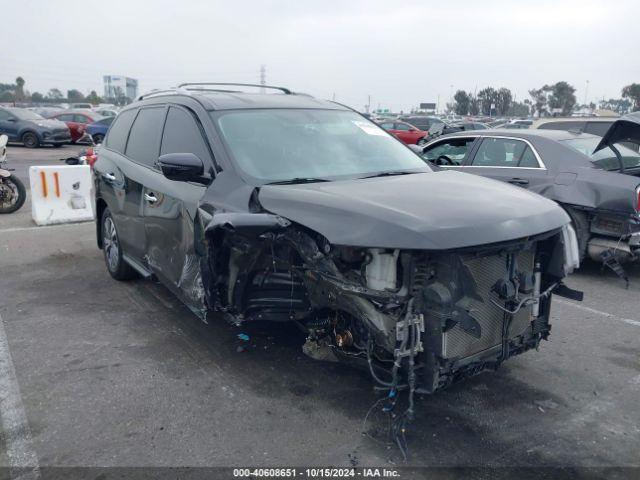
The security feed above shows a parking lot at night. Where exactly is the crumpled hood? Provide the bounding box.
[258,170,570,250]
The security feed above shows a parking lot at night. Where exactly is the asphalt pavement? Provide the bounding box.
[0,145,638,478]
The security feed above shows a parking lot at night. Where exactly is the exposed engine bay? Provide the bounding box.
[200,211,582,397]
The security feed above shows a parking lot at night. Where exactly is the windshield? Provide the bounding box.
[561,136,640,171]
[11,109,44,121]
[213,109,430,183]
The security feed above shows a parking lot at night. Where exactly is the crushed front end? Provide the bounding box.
[203,212,581,394]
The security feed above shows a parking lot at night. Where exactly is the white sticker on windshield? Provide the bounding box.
[353,121,387,136]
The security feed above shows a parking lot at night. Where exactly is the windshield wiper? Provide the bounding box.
[361,171,418,179]
[265,177,331,185]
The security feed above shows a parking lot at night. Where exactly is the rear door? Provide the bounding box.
[464,136,548,191]
[142,105,212,306]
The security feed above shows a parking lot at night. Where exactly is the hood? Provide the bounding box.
[258,170,569,250]
[594,112,640,153]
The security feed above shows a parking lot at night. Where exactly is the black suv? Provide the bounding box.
[95,83,579,398]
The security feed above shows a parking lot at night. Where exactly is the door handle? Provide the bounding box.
[144,193,158,203]
[508,177,529,185]
[103,172,116,182]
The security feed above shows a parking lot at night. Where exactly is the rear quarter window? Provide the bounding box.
[104,109,137,154]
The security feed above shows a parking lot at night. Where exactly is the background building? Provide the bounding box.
[103,75,138,101]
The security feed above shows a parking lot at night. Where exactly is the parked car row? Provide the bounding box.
[0,106,113,147]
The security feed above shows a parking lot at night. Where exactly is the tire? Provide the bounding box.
[22,131,40,149]
[563,206,589,262]
[92,134,104,144]
[0,175,26,213]
[101,208,136,280]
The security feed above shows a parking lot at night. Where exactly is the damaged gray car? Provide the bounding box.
[94,83,581,402]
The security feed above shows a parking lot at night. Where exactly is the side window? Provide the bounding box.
[160,107,212,164]
[74,114,90,124]
[394,123,412,131]
[472,138,527,167]
[0,110,12,121]
[58,114,75,122]
[380,122,394,130]
[518,146,540,168]
[422,138,475,166]
[105,109,137,153]
[125,107,166,167]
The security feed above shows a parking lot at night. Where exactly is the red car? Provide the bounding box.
[47,110,104,143]
[378,120,428,145]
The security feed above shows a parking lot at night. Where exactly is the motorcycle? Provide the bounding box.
[0,134,27,214]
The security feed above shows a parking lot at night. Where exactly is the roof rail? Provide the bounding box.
[178,82,292,95]
[137,87,190,101]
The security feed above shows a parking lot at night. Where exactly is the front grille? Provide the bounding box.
[442,249,535,359]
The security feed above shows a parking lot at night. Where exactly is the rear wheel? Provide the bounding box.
[22,132,40,148]
[564,206,589,262]
[0,175,26,213]
[92,133,104,144]
[101,208,136,280]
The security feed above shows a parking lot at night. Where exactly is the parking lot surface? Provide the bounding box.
[0,146,639,475]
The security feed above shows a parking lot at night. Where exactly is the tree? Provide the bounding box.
[599,98,632,115]
[622,83,640,111]
[469,95,480,116]
[31,92,44,103]
[453,90,470,115]
[495,88,512,116]
[0,91,14,103]
[14,76,25,102]
[47,88,64,100]
[547,81,576,116]
[86,90,103,105]
[477,87,498,116]
[507,101,530,117]
[529,87,548,117]
[67,89,85,101]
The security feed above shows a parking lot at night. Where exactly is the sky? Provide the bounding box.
[2,0,639,112]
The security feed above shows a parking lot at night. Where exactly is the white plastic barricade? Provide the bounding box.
[29,165,94,226]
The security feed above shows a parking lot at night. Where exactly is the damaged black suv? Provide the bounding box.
[95,83,581,397]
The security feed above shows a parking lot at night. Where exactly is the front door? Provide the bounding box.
[463,137,548,192]
[142,105,212,309]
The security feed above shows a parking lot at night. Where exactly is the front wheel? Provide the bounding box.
[0,174,26,213]
[22,132,40,148]
[92,134,104,144]
[101,208,136,280]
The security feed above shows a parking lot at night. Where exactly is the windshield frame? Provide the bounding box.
[209,108,432,186]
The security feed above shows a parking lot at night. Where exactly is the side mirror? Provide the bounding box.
[157,153,208,184]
